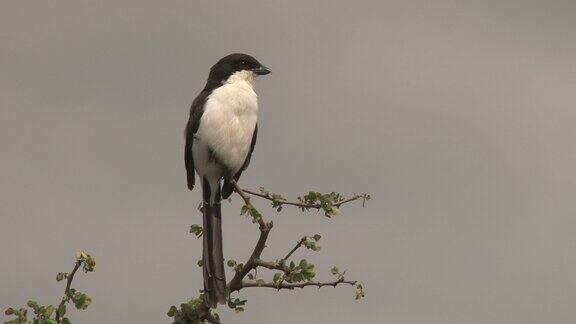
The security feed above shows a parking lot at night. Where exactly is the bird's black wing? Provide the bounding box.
[185,90,210,190]
[221,124,257,199]
[240,123,258,172]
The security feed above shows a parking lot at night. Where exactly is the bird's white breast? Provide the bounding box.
[194,71,258,178]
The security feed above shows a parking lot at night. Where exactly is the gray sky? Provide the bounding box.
[1,0,576,323]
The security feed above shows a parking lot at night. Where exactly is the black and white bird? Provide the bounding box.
[184,53,271,307]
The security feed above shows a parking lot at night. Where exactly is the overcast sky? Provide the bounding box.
[1,0,576,323]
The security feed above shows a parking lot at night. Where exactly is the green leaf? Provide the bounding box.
[167,305,177,317]
[62,318,71,324]
[227,259,237,267]
[313,234,321,241]
[189,224,203,238]
[45,319,57,324]
[273,273,282,283]
[331,266,340,275]
[56,272,68,282]
[4,308,15,315]
[57,303,66,317]
[45,305,55,317]
[72,292,91,310]
[249,207,262,223]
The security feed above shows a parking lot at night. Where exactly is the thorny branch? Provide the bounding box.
[169,181,368,323]
[242,188,370,210]
[227,180,360,294]
[240,277,357,290]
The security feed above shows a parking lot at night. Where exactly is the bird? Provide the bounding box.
[184,53,271,308]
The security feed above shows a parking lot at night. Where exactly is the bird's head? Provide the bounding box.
[207,53,271,87]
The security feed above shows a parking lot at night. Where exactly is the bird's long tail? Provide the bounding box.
[201,177,227,308]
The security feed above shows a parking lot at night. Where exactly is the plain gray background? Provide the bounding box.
[1,0,576,323]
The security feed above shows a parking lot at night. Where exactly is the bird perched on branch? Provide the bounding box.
[184,53,271,308]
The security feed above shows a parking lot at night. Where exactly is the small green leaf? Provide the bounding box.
[189,224,203,238]
[240,205,250,216]
[57,304,66,317]
[313,234,321,241]
[62,318,71,324]
[227,259,237,267]
[273,273,282,283]
[72,292,91,310]
[45,305,55,317]
[56,272,68,282]
[167,305,177,317]
[331,266,340,275]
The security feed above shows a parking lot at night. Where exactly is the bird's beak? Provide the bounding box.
[251,65,272,75]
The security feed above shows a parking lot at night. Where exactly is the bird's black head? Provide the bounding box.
[206,53,271,88]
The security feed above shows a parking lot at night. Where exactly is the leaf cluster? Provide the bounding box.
[302,235,321,252]
[240,205,262,224]
[275,259,316,284]
[167,295,219,324]
[226,298,246,313]
[3,252,95,324]
[257,187,286,212]
[297,191,343,217]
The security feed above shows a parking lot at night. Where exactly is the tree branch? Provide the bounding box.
[55,260,82,324]
[228,180,273,292]
[253,259,289,273]
[239,277,357,290]
[230,180,266,228]
[242,188,370,210]
[280,237,307,263]
[174,181,366,323]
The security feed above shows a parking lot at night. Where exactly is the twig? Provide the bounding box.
[280,237,307,263]
[253,259,289,273]
[228,222,272,292]
[55,261,82,324]
[228,180,273,292]
[239,277,357,290]
[242,189,369,210]
[230,181,266,228]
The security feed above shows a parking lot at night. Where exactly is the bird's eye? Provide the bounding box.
[241,60,247,66]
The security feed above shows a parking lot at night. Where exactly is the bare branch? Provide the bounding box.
[239,277,357,290]
[253,259,289,273]
[228,222,272,292]
[280,236,307,263]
